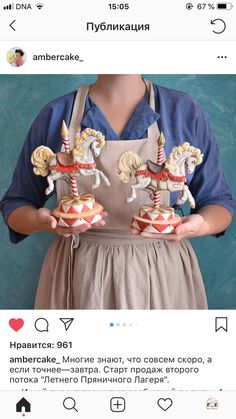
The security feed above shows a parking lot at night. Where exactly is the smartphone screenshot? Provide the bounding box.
[0,0,235,417]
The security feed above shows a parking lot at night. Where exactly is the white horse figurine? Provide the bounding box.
[118,142,203,209]
[31,128,110,195]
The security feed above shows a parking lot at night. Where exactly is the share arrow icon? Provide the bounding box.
[59,318,74,331]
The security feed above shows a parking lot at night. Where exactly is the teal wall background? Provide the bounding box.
[0,75,235,309]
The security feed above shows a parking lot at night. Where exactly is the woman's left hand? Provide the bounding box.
[131,214,205,241]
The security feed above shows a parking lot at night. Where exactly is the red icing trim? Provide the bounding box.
[135,168,186,183]
[50,161,96,173]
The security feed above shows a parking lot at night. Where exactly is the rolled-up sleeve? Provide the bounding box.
[189,105,236,216]
[0,92,75,243]
[156,85,236,224]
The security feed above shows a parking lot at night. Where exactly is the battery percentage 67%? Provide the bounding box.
[186,3,216,9]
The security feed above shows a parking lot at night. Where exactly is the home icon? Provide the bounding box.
[16,397,31,413]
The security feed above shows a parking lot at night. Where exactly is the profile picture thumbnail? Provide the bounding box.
[7,47,26,67]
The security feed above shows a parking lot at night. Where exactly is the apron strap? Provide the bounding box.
[144,79,155,110]
[144,79,160,140]
[69,85,90,148]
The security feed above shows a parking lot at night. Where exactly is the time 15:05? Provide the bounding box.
[108,3,130,10]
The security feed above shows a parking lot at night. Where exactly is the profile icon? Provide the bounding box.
[7,47,26,67]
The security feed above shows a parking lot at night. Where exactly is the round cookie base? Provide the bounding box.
[53,195,103,228]
[132,212,182,234]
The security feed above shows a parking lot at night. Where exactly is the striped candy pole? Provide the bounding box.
[157,132,165,164]
[61,120,71,153]
[61,120,79,198]
[153,132,166,209]
[70,176,79,197]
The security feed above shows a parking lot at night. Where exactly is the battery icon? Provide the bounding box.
[217,3,233,9]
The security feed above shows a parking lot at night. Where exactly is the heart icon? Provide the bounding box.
[157,398,173,411]
[9,318,24,332]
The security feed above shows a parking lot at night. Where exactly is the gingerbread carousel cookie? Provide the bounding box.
[31,121,110,227]
[118,133,203,234]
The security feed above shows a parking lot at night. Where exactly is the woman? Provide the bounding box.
[0,75,235,309]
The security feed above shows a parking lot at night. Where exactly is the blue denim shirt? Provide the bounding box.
[0,83,235,243]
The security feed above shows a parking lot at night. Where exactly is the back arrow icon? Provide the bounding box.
[211,18,226,34]
[9,20,16,31]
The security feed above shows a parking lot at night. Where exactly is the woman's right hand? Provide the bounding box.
[37,207,107,238]
[8,205,107,238]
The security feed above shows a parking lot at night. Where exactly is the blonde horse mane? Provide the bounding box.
[117,151,141,183]
[166,142,203,170]
[31,146,54,176]
[73,128,105,159]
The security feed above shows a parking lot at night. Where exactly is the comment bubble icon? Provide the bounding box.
[34,318,49,332]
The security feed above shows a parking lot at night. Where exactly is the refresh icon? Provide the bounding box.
[211,18,226,34]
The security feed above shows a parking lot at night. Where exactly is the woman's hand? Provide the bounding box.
[8,205,107,238]
[131,214,205,242]
[131,205,233,240]
[37,208,107,238]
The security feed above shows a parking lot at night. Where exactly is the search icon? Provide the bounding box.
[63,397,78,412]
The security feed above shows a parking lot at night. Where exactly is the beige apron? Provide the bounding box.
[35,81,208,310]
